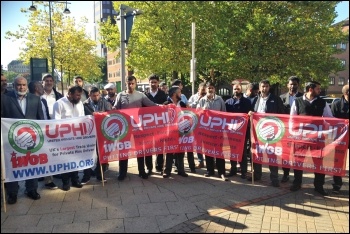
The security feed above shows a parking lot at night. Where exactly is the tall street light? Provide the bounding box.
[118,4,142,91]
[29,1,71,79]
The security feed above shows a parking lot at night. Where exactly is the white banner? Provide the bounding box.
[1,116,97,182]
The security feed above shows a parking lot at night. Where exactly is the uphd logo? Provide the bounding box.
[102,114,128,141]
[130,110,175,128]
[256,117,285,144]
[200,115,246,131]
[8,120,44,154]
[46,118,95,138]
[289,123,348,141]
[178,110,198,136]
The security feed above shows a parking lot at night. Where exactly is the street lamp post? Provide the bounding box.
[118,4,142,91]
[29,1,71,79]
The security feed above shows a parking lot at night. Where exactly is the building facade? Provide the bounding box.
[327,18,349,97]
[93,1,118,58]
[7,60,30,74]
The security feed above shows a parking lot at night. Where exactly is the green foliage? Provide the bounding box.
[5,2,102,85]
[99,1,347,89]
[2,71,20,83]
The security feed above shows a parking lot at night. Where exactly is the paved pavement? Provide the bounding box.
[1,154,349,233]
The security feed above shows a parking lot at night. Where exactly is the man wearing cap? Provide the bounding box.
[73,76,89,102]
[104,83,117,108]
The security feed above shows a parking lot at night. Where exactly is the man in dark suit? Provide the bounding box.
[144,74,168,174]
[279,76,303,183]
[248,79,285,187]
[2,76,44,204]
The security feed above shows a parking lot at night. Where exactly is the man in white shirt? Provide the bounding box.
[41,74,63,119]
[53,85,85,191]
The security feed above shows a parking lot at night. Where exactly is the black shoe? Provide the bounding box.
[204,172,214,177]
[139,172,148,179]
[281,175,289,183]
[147,170,153,176]
[81,178,90,185]
[247,176,261,181]
[332,185,341,194]
[290,184,301,191]
[240,173,247,179]
[163,173,170,178]
[72,181,83,188]
[227,171,237,177]
[45,182,58,190]
[220,174,229,181]
[178,172,189,177]
[117,175,125,181]
[62,184,70,191]
[190,168,196,173]
[7,194,17,204]
[314,187,328,196]
[26,190,41,200]
[155,167,163,173]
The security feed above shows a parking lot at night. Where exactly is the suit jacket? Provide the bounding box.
[83,97,112,115]
[2,91,44,120]
[41,98,51,120]
[252,93,285,114]
[280,91,303,114]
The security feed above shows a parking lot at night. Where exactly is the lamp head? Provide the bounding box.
[63,8,71,14]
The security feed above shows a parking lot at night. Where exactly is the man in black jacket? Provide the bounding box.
[330,84,348,194]
[225,82,252,179]
[144,74,168,174]
[248,79,285,187]
[279,76,304,183]
[81,87,112,184]
[162,86,189,178]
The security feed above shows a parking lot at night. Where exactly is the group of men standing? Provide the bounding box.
[1,72,348,205]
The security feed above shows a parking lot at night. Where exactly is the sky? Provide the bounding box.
[1,1,349,69]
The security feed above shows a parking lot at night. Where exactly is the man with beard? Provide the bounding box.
[248,79,285,187]
[162,86,189,178]
[41,74,63,119]
[81,87,112,184]
[197,82,228,181]
[289,81,333,196]
[113,75,158,181]
[74,76,89,102]
[104,83,117,108]
[330,84,349,194]
[279,76,304,183]
[2,76,44,204]
[144,74,168,174]
[53,85,85,191]
[225,82,252,179]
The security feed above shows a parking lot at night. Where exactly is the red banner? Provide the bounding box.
[251,113,349,176]
[94,105,249,163]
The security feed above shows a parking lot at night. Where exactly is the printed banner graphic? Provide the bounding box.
[93,105,249,164]
[251,113,349,176]
[1,117,97,182]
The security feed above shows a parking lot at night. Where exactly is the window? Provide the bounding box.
[218,88,230,96]
[338,77,345,86]
[340,42,347,50]
[341,59,346,68]
[329,77,335,85]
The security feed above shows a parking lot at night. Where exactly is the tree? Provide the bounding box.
[5,2,102,85]
[99,1,347,89]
